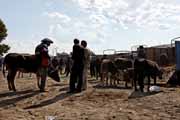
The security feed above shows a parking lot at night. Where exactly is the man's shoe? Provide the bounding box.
[40,89,47,92]
[67,90,75,94]
[82,88,87,91]
[76,89,82,93]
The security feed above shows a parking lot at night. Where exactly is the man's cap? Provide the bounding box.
[139,45,144,49]
[41,38,53,44]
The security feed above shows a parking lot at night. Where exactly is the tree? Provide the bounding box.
[0,44,10,56]
[0,19,7,42]
[0,19,10,55]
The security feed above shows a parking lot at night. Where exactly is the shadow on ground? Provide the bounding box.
[93,84,132,90]
[24,92,74,109]
[128,90,163,99]
[0,90,39,108]
[0,89,36,98]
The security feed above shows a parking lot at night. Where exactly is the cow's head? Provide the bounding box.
[158,68,164,79]
[48,68,60,82]
[48,58,60,82]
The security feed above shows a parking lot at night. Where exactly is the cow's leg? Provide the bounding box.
[113,76,116,86]
[112,75,115,86]
[131,78,134,88]
[133,71,138,91]
[117,78,120,84]
[29,73,32,78]
[10,70,17,91]
[96,73,98,80]
[115,73,120,86]
[21,72,23,78]
[106,74,109,86]
[7,71,12,91]
[36,73,41,89]
[110,75,113,86]
[125,80,128,88]
[96,70,100,80]
[100,73,103,83]
[138,75,144,92]
[101,73,104,86]
[17,71,20,78]
[153,76,157,85]
[147,76,150,92]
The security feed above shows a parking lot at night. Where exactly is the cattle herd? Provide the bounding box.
[90,55,164,92]
[1,52,166,93]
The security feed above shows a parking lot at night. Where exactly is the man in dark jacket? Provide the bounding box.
[69,38,84,93]
[137,45,146,59]
[35,38,53,92]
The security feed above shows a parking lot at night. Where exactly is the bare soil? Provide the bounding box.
[0,69,180,120]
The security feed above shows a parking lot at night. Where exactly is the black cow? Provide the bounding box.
[90,57,102,80]
[134,59,163,92]
[3,53,60,91]
[114,58,133,87]
[114,58,133,70]
[90,58,96,78]
[95,57,101,80]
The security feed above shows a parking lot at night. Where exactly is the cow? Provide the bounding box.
[134,59,163,92]
[95,57,102,80]
[59,58,65,75]
[113,58,133,87]
[120,68,134,88]
[17,71,32,78]
[90,56,102,80]
[114,58,133,70]
[3,53,60,91]
[100,59,119,86]
[90,57,96,78]
[64,56,73,77]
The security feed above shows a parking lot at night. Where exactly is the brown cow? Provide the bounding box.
[3,53,60,91]
[134,59,163,92]
[100,59,119,86]
[121,68,134,88]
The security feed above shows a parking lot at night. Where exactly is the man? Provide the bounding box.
[35,38,53,92]
[135,45,146,92]
[137,45,146,59]
[69,38,84,93]
[81,40,91,90]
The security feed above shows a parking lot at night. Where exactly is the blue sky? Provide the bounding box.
[1,0,180,55]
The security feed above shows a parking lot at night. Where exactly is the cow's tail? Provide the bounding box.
[2,61,6,77]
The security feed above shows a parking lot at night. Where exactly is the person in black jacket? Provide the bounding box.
[68,38,84,93]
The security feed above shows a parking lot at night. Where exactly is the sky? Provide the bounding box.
[1,0,180,55]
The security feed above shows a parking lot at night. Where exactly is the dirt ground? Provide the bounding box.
[0,69,180,120]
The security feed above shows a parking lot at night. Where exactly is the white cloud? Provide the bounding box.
[89,14,108,28]
[41,0,180,54]
[73,0,180,30]
[48,25,55,35]
[3,37,39,54]
[44,12,71,23]
[45,11,108,45]
[158,24,171,30]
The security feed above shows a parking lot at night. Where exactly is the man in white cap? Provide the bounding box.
[35,38,53,92]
